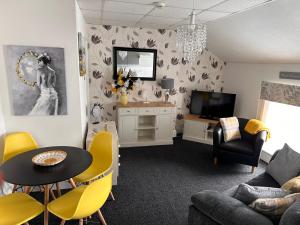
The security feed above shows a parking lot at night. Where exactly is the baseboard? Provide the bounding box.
[182,135,213,145]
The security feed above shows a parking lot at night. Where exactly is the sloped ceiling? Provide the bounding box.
[207,0,300,63]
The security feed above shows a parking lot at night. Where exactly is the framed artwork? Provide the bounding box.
[78,32,87,76]
[3,45,68,116]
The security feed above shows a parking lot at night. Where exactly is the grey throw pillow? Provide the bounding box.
[233,183,289,205]
[266,144,300,185]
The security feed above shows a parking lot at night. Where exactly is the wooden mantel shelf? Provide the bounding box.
[184,114,219,125]
[117,101,175,108]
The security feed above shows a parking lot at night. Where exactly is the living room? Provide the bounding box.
[0,0,299,225]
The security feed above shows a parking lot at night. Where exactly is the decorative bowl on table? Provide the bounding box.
[32,150,67,166]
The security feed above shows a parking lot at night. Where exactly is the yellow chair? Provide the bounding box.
[48,172,112,225]
[3,132,38,162]
[73,131,115,199]
[0,192,44,225]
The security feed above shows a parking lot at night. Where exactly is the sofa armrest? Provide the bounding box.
[280,200,300,225]
[213,123,224,147]
[191,190,273,225]
[253,130,267,156]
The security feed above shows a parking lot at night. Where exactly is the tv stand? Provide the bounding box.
[183,114,219,145]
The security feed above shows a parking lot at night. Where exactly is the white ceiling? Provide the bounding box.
[207,0,300,63]
[77,0,276,29]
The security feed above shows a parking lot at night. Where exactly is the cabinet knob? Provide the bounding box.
[118,163,121,166]
[118,154,121,158]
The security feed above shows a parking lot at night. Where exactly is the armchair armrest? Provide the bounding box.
[191,190,273,225]
[253,130,267,156]
[280,200,300,225]
[213,123,224,147]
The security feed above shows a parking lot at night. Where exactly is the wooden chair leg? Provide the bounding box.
[56,182,61,196]
[50,189,56,200]
[60,220,65,225]
[213,157,218,166]
[110,191,115,201]
[251,166,256,173]
[69,178,77,188]
[24,186,31,194]
[79,219,83,225]
[25,222,30,225]
[12,184,18,193]
[97,210,107,225]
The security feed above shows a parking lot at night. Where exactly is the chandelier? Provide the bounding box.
[176,9,207,62]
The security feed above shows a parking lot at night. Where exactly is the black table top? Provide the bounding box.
[0,146,92,186]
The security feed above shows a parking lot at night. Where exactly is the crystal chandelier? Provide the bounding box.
[176,8,207,62]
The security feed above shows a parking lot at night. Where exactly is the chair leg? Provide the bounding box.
[110,191,115,201]
[60,220,65,225]
[97,209,107,225]
[24,186,31,194]
[25,222,30,225]
[251,166,256,173]
[56,182,61,196]
[12,184,18,193]
[50,189,56,200]
[79,219,83,225]
[214,157,218,166]
[69,178,77,188]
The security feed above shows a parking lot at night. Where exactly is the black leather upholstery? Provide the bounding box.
[213,118,267,167]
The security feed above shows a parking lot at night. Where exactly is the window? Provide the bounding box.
[263,101,300,155]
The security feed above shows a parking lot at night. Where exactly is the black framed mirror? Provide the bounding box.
[113,47,157,81]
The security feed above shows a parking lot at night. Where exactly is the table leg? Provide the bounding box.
[44,184,49,225]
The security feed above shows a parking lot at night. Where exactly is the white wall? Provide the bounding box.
[224,63,300,119]
[0,0,85,147]
[76,1,89,144]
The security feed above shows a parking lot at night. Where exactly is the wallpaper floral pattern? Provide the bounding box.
[88,25,226,131]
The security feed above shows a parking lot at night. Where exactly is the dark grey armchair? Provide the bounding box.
[213,118,267,172]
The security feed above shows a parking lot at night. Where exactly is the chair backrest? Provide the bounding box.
[89,131,113,172]
[3,132,38,162]
[73,172,112,219]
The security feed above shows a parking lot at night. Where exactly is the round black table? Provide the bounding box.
[0,146,92,225]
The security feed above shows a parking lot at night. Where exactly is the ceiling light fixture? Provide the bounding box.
[176,0,207,62]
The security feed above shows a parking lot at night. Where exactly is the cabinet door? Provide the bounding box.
[156,114,172,141]
[119,115,137,142]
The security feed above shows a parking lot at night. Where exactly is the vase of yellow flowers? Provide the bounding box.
[112,68,137,106]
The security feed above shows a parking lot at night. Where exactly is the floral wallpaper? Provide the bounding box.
[88,25,226,132]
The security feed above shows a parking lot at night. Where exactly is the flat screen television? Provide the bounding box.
[190,90,236,120]
[113,47,157,81]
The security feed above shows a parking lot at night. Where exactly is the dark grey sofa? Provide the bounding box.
[188,152,300,225]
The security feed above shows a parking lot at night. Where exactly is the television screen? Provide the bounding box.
[190,91,236,119]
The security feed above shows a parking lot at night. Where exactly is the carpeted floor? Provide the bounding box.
[32,137,266,225]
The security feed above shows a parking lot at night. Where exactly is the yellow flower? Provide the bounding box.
[118,79,124,86]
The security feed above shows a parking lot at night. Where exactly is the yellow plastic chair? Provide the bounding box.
[73,131,115,199]
[0,192,44,225]
[3,132,38,162]
[48,172,112,225]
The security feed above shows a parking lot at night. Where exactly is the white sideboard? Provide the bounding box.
[86,121,119,185]
[183,114,219,145]
[117,102,176,147]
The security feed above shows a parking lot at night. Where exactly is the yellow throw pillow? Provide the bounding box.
[220,117,241,142]
[249,193,300,216]
[282,176,300,193]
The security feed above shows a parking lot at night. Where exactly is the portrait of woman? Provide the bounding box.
[29,53,58,115]
[4,45,67,116]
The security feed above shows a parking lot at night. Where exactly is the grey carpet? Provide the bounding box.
[31,137,266,225]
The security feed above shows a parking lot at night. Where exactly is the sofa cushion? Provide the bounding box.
[247,173,280,188]
[281,176,300,193]
[233,183,289,205]
[279,200,300,225]
[220,117,241,142]
[220,139,254,155]
[191,190,273,225]
[266,144,300,185]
